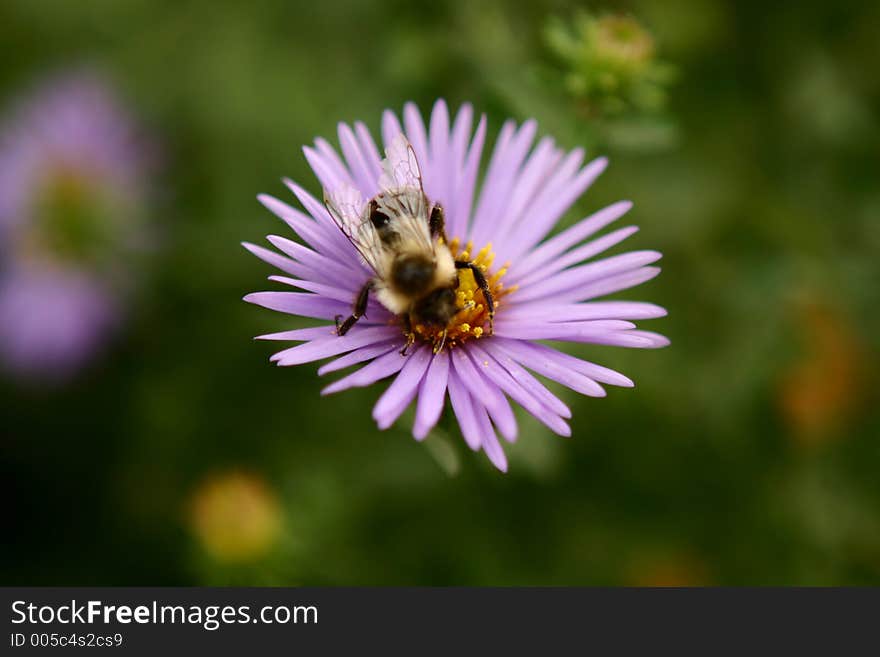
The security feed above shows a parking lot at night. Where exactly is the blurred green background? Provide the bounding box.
[2,0,879,585]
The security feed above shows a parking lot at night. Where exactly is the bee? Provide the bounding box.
[323,134,494,354]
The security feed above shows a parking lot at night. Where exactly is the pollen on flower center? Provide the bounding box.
[410,237,516,350]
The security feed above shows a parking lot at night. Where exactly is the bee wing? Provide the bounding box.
[376,133,433,250]
[379,133,424,194]
[323,183,388,278]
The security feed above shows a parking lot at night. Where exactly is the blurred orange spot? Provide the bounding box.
[626,553,709,587]
[188,470,282,563]
[778,303,864,446]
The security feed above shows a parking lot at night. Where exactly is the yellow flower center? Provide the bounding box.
[410,238,516,350]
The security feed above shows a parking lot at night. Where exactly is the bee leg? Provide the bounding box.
[433,329,448,354]
[336,280,372,336]
[455,261,495,335]
[400,313,416,356]
[429,203,448,243]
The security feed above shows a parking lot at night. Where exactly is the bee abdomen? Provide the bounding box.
[391,254,434,295]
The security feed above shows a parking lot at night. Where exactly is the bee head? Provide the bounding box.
[368,200,391,229]
[392,254,435,296]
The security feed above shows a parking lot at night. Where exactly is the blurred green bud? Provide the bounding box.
[594,15,655,67]
[545,11,674,118]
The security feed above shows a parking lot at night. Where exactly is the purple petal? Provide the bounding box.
[491,337,606,398]
[448,348,517,441]
[402,102,430,179]
[512,226,640,288]
[317,340,400,375]
[266,276,386,317]
[467,120,515,235]
[519,266,663,305]
[322,347,406,395]
[448,104,473,221]
[338,122,378,198]
[471,120,538,248]
[265,235,367,289]
[473,402,508,472]
[504,156,608,262]
[465,344,570,437]
[258,193,349,262]
[512,250,663,304]
[243,291,349,320]
[354,121,383,183]
[448,345,502,409]
[242,241,306,278]
[516,341,635,388]
[446,368,483,451]
[501,301,668,323]
[313,137,354,186]
[413,348,449,440]
[427,99,450,205]
[572,266,664,303]
[373,347,431,429]
[282,177,345,238]
[255,326,334,341]
[283,185,356,261]
[372,346,432,429]
[494,137,562,237]
[483,384,518,443]
[381,109,403,148]
[480,341,572,418]
[272,325,398,366]
[510,200,633,280]
[493,322,660,348]
[502,146,585,248]
[618,330,671,348]
[450,113,486,240]
[494,319,636,338]
[303,144,349,191]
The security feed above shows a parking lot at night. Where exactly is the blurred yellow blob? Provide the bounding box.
[188,471,282,563]
[778,302,864,446]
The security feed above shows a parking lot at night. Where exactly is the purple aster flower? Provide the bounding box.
[0,71,150,382]
[244,100,668,471]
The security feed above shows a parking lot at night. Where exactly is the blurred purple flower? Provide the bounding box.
[244,100,668,471]
[0,264,117,379]
[0,71,149,382]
